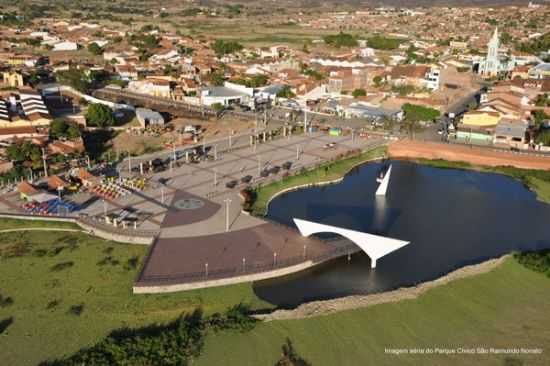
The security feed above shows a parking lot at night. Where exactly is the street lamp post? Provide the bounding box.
[296,145,300,160]
[205,263,208,279]
[242,257,246,272]
[213,168,217,186]
[224,198,231,232]
[273,252,277,266]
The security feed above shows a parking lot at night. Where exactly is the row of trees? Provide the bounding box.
[323,32,358,48]
[212,40,243,57]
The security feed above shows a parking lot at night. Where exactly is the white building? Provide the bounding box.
[52,41,78,52]
[476,28,514,77]
[425,68,441,90]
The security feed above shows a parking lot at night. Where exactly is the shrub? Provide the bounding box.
[124,256,139,270]
[50,261,74,272]
[43,306,257,365]
[514,250,550,276]
[0,317,14,335]
[97,256,120,266]
[0,293,13,307]
[68,304,84,316]
[275,338,311,366]
[46,299,60,310]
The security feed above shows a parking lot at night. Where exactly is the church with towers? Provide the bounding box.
[476,27,514,77]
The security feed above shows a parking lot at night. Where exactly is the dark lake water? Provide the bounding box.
[253,160,550,308]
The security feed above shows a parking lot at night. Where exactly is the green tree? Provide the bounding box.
[533,110,549,128]
[373,75,383,87]
[536,130,550,146]
[402,103,440,122]
[212,40,243,57]
[211,103,224,112]
[276,85,295,98]
[323,32,357,48]
[210,72,225,86]
[352,88,367,98]
[85,104,115,128]
[87,42,103,56]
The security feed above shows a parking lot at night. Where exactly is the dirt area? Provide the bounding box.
[388,140,550,170]
[433,66,481,110]
[171,114,256,140]
[111,114,255,155]
[255,255,509,321]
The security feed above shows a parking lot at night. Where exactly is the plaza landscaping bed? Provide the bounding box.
[248,146,387,216]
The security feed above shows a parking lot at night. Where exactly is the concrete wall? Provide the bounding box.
[0,213,155,245]
[135,259,312,294]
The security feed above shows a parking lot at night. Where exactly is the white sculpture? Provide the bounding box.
[375,165,392,196]
[293,218,409,268]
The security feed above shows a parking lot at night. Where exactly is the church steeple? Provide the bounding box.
[487,27,500,60]
[491,27,499,44]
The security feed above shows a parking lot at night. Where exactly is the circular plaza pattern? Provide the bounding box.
[172,198,205,210]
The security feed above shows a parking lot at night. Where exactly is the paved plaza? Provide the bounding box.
[2,131,385,289]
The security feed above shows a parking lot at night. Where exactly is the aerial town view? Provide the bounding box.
[0,0,550,364]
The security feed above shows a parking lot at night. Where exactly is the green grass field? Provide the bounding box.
[251,146,386,215]
[196,258,550,366]
[0,231,271,366]
[0,218,80,231]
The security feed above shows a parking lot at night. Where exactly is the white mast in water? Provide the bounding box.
[375,165,392,196]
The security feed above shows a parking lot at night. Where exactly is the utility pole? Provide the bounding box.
[304,109,307,134]
[41,148,48,178]
[224,198,231,232]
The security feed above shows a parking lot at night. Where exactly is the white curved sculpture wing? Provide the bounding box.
[375,165,391,196]
[293,218,409,268]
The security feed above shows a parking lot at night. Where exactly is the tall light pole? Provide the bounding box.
[41,148,48,178]
[224,198,231,232]
[296,145,300,160]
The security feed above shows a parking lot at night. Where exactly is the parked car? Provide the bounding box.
[270,166,281,174]
[260,169,270,178]
[241,175,253,184]
[225,180,238,189]
[282,161,292,170]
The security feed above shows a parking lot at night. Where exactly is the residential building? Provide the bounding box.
[136,108,165,127]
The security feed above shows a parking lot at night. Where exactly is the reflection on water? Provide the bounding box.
[254,160,550,308]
